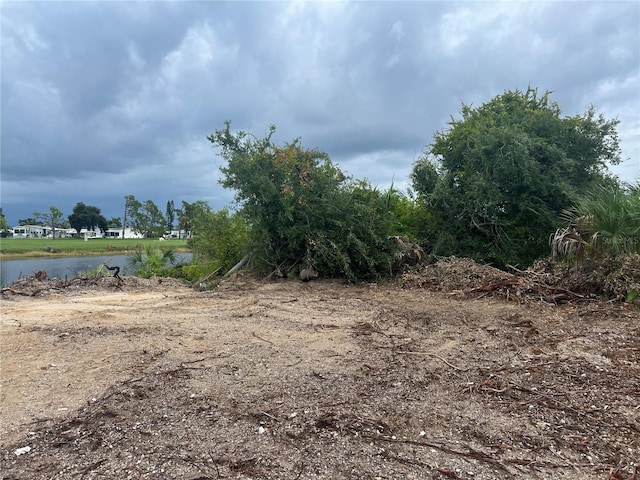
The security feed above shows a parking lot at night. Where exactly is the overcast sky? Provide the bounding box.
[1,1,638,226]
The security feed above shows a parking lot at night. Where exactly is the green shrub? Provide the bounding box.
[128,245,178,279]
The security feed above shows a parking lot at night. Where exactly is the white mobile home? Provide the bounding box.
[103,228,144,239]
[11,225,74,238]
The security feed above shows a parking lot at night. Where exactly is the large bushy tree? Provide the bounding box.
[68,202,108,234]
[208,122,397,281]
[412,87,622,267]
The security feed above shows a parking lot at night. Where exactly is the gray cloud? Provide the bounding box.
[1,1,638,225]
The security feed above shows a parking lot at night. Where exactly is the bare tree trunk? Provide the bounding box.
[122,208,126,239]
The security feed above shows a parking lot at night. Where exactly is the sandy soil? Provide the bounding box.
[0,271,638,479]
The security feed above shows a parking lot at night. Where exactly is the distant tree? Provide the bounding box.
[123,195,142,238]
[385,186,435,244]
[18,217,40,225]
[176,202,189,239]
[126,198,165,238]
[166,200,175,234]
[108,217,122,229]
[176,200,211,238]
[412,87,622,267]
[68,202,108,235]
[33,206,64,239]
[0,215,9,237]
[144,200,166,237]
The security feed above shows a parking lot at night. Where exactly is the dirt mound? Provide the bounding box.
[1,275,190,298]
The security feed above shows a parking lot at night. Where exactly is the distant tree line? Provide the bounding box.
[12,198,212,240]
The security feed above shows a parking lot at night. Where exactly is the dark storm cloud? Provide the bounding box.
[1,1,638,225]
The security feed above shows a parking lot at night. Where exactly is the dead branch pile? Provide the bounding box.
[397,256,640,304]
[397,257,512,291]
[529,253,640,301]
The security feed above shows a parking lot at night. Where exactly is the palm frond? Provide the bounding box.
[550,226,587,266]
[557,182,640,258]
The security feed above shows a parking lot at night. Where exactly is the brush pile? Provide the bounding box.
[398,255,640,304]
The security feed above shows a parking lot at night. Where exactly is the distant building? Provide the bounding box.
[167,229,190,239]
[11,225,75,238]
[69,227,143,239]
[103,228,144,239]
[11,225,158,240]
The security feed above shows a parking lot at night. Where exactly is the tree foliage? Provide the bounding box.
[412,87,622,267]
[166,200,175,233]
[33,206,64,239]
[177,200,211,238]
[188,208,249,274]
[124,195,165,238]
[18,217,40,226]
[0,215,9,235]
[123,195,141,236]
[68,202,108,234]
[208,122,398,281]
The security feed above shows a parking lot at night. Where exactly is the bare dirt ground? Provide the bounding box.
[1,263,638,480]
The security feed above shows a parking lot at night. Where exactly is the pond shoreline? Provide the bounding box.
[0,251,193,287]
[0,238,191,260]
[0,248,191,261]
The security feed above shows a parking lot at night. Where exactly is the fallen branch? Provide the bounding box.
[462,277,586,303]
[1,286,46,296]
[536,284,584,298]
[103,263,124,286]
[224,253,250,278]
[193,267,222,287]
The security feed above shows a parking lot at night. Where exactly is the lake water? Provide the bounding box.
[0,253,192,287]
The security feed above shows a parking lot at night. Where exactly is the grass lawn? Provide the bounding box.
[0,238,190,259]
